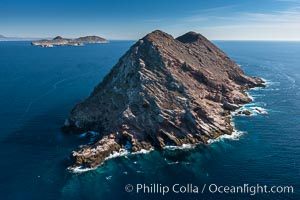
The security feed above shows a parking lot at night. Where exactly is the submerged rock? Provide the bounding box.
[63,30,265,169]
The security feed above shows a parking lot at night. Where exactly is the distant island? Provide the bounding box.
[0,34,41,41]
[31,36,108,47]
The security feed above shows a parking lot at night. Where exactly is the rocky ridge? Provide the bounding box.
[63,30,264,169]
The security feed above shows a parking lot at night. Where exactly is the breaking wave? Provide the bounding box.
[207,130,244,144]
[67,166,97,173]
[68,147,153,173]
[164,144,197,150]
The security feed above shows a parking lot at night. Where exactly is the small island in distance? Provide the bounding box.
[31,35,108,47]
[0,34,41,41]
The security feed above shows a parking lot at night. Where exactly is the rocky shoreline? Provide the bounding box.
[62,30,265,170]
[32,36,108,47]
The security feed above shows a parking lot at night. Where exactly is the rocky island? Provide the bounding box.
[31,35,108,47]
[0,35,6,40]
[62,30,264,170]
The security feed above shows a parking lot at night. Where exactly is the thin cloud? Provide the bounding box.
[276,0,300,2]
[143,18,168,23]
[184,5,237,22]
[178,5,300,40]
[184,5,300,25]
[241,11,300,23]
[190,5,237,14]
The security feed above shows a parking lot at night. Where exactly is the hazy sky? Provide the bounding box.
[1,0,300,40]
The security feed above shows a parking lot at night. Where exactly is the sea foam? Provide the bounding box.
[207,130,244,144]
[232,105,268,116]
[68,147,154,173]
[67,166,96,173]
[164,143,197,150]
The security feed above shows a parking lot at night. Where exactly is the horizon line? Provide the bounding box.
[1,39,300,42]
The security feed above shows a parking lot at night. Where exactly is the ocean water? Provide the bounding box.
[0,41,299,200]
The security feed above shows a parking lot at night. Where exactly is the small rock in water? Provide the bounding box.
[237,110,252,116]
[242,110,252,115]
[255,108,262,113]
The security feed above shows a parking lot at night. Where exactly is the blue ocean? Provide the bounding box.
[0,41,299,200]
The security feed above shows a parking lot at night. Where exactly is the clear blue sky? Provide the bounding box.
[1,0,300,40]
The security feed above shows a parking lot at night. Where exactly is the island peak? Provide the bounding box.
[53,36,64,40]
[176,31,205,43]
[143,30,174,43]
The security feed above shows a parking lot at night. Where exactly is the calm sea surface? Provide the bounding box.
[0,41,299,200]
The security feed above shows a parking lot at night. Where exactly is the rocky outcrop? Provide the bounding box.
[238,110,252,116]
[63,30,265,169]
[31,35,108,47]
